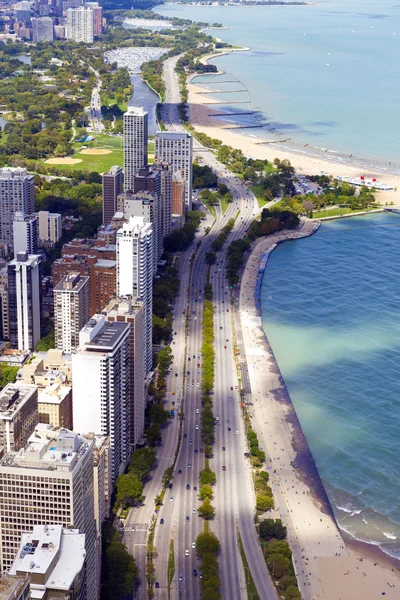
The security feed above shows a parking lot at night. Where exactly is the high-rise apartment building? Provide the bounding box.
[54,273,90,352]
[37,211,62,244]
[134,163,172,238]
[102,166,123,224]
[120,191,161,272]
[13,212,38,256]
[154,132,193,210]
[66,6,94,43]
[0,575,30,599]
[0,260,9,341]
[104,298,145,446]
[0,383,38,452]
[9,525,86,600]
[116,217,153,374]
[52,239,116,315]
[85,1,102,35]
[31,16,54,42]
[0,424,98,600]
[8,252,41,351]
[123,106,148,192]
[172,170,186,216]
[72,315,131,481]
[0,168,35,249]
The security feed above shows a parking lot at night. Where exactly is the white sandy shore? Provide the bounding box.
[238,220,400,599]
[188,81,400,205]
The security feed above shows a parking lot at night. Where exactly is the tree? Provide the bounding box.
[198,498,216,520]
[0,365,19,391]
[149,403,170,426]
[198,484,214,500]
[259,519,287,541]
[129,447,156,481]
[266,552,291,579]
[284,585,302,600]
[116,472,143,508]
[103,531,138,599]
[256,493,274,512]
[205,252,216,264]
[218,182,229,195]
[302,199,314,218]
[195,532,220,557]
[146,423,162,445]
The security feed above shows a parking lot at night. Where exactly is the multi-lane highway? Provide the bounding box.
[149,56,279,599]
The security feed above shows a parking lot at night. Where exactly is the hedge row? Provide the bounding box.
[211,218,235,252]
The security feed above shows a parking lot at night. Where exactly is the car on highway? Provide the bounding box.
[196,409,200,414]
[188,463,192,468]
[193,569,197,577]
[179,574,183,581]
[194,449,198,454]
[170,496,173,501]
[236,430,239,435]
[195,424,199,430]
[200,447,203,452]
[222,446,225,451]
[222,466,226,471]
[160,518,164,524]
[230,386,233,390]
[178,469,182,474]
[192,542,196,548]
[199,571,203,579]
[186,516,190,522]
[175,373,178,377]
[194,486,197,491]
[187,371,190,375]
[189,440,192,445]
[155,582,159,588]
[186,484,190,490]
[216,417,219,421]
[228,427,231,431]
[184,433,187,438]
[193,508,196,513]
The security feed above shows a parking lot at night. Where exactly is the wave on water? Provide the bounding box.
[384,532,397,540]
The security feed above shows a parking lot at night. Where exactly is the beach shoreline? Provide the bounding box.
[237,220,400,598]
[188,70,400,202]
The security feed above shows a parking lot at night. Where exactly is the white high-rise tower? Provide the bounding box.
[123,106,148,192]
[116,217,153,373]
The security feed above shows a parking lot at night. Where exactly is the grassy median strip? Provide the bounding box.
[168,538,175,589]
[237,532,260,600]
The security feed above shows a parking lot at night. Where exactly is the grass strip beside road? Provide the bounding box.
[238,531,260,600]
[167,538,175,590]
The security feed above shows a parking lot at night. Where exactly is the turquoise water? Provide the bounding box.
[156,0,400,164]
[260,213,400,559]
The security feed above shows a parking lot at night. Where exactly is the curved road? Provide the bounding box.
[151,56,278,600]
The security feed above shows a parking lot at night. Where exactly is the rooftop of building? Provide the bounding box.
[155,131,192,140]
[38,382,71,406]
[54,273,89,293]
[104,165,122,176]
[94,259,116,269]
[0,574,29,600]
[9,525,85,593]
[0,383,37,419]
[104,297,143,319]
[83,318,129,350]
[0,167,30,179]
[0,424,92,472]
[8,252,41,267]
[124,105,147,116]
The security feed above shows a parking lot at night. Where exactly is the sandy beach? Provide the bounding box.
[238,220,400,599]
[188,81,400,205]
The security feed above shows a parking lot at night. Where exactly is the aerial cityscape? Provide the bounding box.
[0,0,398,599]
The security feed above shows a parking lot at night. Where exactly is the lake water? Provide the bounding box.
[156,0,400,164]
[261,213,400,559]
[129,73,159,135]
